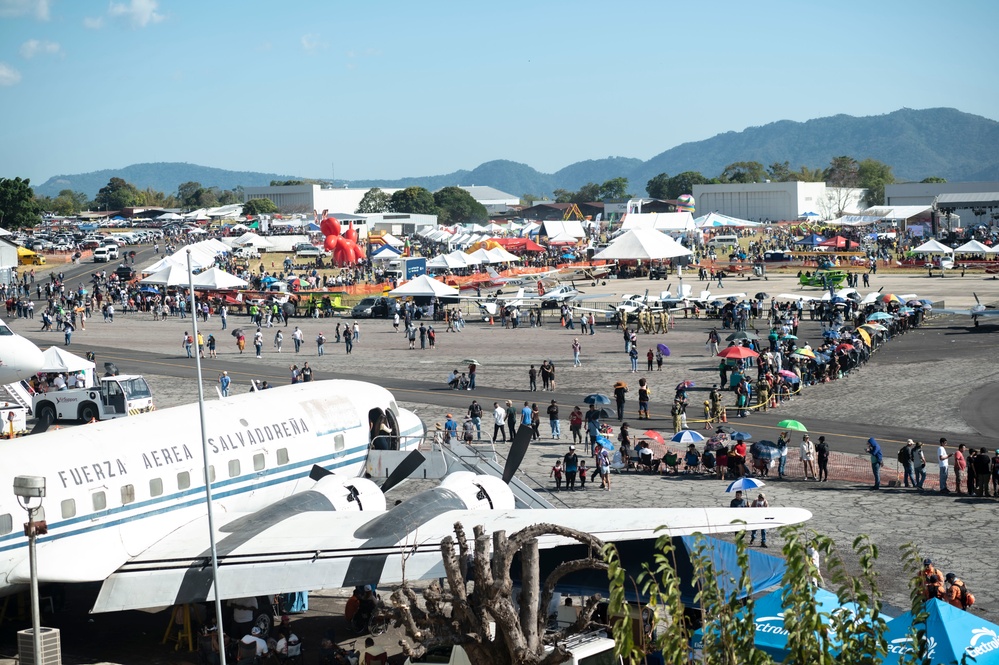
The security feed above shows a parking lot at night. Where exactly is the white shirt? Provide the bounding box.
[240,635,269,656]
[494,406,505,424]
[937,446,949,468]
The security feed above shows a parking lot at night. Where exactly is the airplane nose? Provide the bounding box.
[5,337,44,382]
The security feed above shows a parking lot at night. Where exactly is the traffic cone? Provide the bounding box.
[489,316,493,325]
[720,408,727,423]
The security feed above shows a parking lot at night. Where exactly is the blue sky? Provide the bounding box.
[1,0,997,186]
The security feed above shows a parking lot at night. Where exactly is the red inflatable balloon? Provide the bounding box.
[323,235,337,251]
[343,220,357,244]
[321,217,341,237]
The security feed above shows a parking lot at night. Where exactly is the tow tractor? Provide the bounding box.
[33,374,154,423]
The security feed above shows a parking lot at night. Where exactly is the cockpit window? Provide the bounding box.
[0,325,12,336]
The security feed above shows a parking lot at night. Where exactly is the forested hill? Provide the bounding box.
[34,108,999,199]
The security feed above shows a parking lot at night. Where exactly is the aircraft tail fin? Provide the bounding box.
[486,266,501,280]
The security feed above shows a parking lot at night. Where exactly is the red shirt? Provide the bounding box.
[735,442,747,457]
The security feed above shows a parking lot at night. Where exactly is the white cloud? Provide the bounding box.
[0,0,50,20]
[301,34,327,54]
[0,63,22,86]
[19,39,60,59]
[83,16,104,29]
[108,0,163,28]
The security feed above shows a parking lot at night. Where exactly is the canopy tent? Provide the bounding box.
[592,229,693,261]
[189,267,248,290]
[371,244,403,261]
[40,346,97,386]
[621,212,696,232]
[825,215,882,227]
[547,231,581,245]
[139,263,194,287]
[911,238,954,254]
[539,219,587,239]
[817,235,860,250]
[228,223,251,232]
[155,212,183,221]
[694,212,761,228]
[231,232,274,249]
[452,249,481,266]
[388,274,460,298]
[379,233,405,247]
[953,239,996,255]
[795,233,827,246]
[464,247,494,264]
[692,586,861,660]
[426,253,468,270]
[518,222,542,238]
[512,536,785,606]
[882,599,999,665]
[486,247,520,263]
[484,222,506,233]
[490,237,545,252]
[142,255,204,274]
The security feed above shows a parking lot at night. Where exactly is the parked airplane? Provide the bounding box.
[484,266,558,288]
[557,264,612,284]
[0,381,811,617]
[936,293,999,327]
[0,319,45,385]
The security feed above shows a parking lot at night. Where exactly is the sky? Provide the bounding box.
[1,0,998,187]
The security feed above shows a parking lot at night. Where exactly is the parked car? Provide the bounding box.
[351,296,396,318]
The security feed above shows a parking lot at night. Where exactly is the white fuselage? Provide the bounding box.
[0,320,45,384]
[0,380,423,591]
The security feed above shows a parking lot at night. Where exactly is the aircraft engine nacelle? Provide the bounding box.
[439,472,515,511]
[311,475,386,513]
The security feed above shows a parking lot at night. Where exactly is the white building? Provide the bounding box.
[363,213,437,237]
[454,186,520,214]
[692,182,866,222]
[886,181,999,230]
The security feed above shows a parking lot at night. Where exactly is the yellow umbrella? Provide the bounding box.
[792,348,816,359]
[854,328,871,346]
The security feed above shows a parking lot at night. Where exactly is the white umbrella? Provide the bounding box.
[593,229,692,261]
[388,274,460,298]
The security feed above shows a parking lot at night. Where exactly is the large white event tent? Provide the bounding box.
[139,263,193,287]
[190,267,249,290]
[231,232,274,249]
[143,254,208,274]
[592,229,693,261]
[620,212,696,233]
[426,253,468,270]
[371,245,402,261]
[694,212,761,228]
[464,247,494,264]
[486,247,520,263]
[388,274,459,298]
[911,239,954,254]
[953,239,997,255]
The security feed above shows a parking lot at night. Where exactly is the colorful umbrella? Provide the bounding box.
[718,346,760,360]
[822,330,841,339]
[777,419,807,431]
[792,348,816,359]
[676,380,695,390]
[779,334,798,340]
[778,370,798,379]
[867,312,893,321]
[725,477,766,492]
[754,292,769,300]
[656,343,670,356]
[461,358,481,366]
[613,381,628,390]
[880,293,902,304]
[862,323,888,332]
[854,328,871,345]
[835,343,855,352]
[643,430,665,445]
[583,393,611,405]
[671,429,706,444]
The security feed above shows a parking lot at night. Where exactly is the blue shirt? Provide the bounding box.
[521,406,533,425]
[444,419,457,434]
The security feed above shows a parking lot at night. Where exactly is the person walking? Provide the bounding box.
[218,371,231,397]
[569,406,583,446]
[549,460,563,491]
[316,331,326,356]
[467,400,482,441]
[646,349,654,372]
[183,331,194,358]
[563,445,578,490]
[614,382,628,420]
[572,338,581,367]
[629,346,639,373]
[344,331,353,354]
[274,329,283,353]
[899,439,916,488]
[292,326,303,353]
[596,444,611,491]
[492,401,506,443]
[913,441,927,490]
[800,434,817,480]
[505,400,518,440]
[547,400,561,440]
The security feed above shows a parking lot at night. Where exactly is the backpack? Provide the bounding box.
[897,446,911,464]
[470,403,482,418]
[186,335,193,344]
[959,583,976,608]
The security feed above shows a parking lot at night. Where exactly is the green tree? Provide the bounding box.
[94,177,143,212]
[217,189,241,206]
[0,177,42,229]
[552,189,574,204]
[824,156,860,188]
[606,526,895,665]
[795,166,826,182]
[767,162,793,182]
[719,161,767,184]
[390,187,438,215]
[356,187,391,214]
[599,177,631,200]
[177,181,202,207]
[666,171,709,200]
[920,176,947,184]
[270,179,307,186]
[858,159,895,207]
[433,186,488,225]
[576,182,601,202]
[646,173,671,199]
[49,189,89,216]
[521,193,543,206]
[242,198,278,215]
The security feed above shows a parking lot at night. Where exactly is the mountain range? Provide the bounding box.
[33,108,999,200]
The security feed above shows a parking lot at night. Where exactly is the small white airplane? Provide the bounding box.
[0,380,812,615]
[0,319,45,384]
[936,293,999,327]
[557,264,613,283]
[483,266,558,288]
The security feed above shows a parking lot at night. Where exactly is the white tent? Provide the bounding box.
[426,253,468,270]
[190,267,249,290]
[592,229,693,261]
[484,222,506,233]
[486,247,520,263]
[910,239,954,254]
[449,249,478,266]
[232,232,274,249]
[142,255,204,274]
[465,247,494,264]
[953,239,996,255]
[380,233,405,247]
[40,346,96,385]
[371,245,402,261]
[156,212,183,221]
[388,274,459,298]
[139,264,194,287]
[693,212,761,228]
[621,212,695,232]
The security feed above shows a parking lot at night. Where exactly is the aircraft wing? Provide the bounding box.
[90,506,810,613]
[776,293,820,301]
[936,308,999,317]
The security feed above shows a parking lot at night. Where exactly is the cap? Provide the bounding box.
[945,573,956,581]
[364,584,372,592]
[251,627,262,636]
[446,413,452,418]
[923,558,932,565]
[907,439,914,445]
[569,445,575,450]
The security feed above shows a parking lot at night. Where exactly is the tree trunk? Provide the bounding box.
[520,539,540,652]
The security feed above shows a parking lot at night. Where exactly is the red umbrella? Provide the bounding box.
[718,346,760,359]
[836,343,855,352]
[643,430,665,445]
[778,369,798,379]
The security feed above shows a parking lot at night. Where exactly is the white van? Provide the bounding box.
[707,234,739,249]
[92,247,110,262]
[233,246,260,260]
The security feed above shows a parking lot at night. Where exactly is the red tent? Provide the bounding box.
[818,236,859,250]
[492,237,546,252]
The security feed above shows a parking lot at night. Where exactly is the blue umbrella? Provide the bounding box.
[657,343,670,356]
[731,431,752,441]
[596,435,615,452]
[671,430,705,444]
[583,393,611,405]
[751,441,780,461]
[822,330,840,339]
[725,476,765,492]
[139,286,160,294]
[867,312,893,321]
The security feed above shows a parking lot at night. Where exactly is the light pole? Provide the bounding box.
[13,475,46,665]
